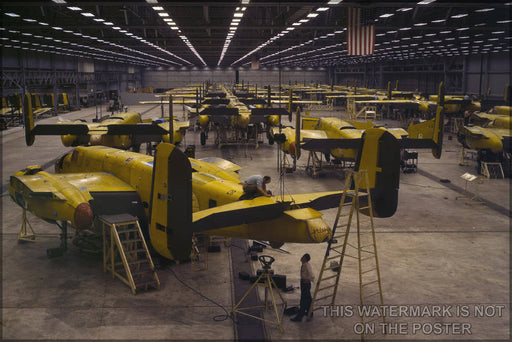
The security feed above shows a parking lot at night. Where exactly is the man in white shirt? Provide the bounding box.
[291,253,315,322]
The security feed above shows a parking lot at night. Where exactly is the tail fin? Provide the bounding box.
[149,143,193,261]
[387,81,392,100]
[295,107,301,159]
[432,82,445,158]
[406,82,445,159]
[23,93,35,146]
[354,128,401,218]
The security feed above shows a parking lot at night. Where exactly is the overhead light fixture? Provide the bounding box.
[94,18,105,22]
[307,13,319,18]
[451,14,468,18]
[397,8,413,12]
[414,23,427,26]
[234,12,243,17]
[153,6,164,11]
[456,27,469,31]
[418,0,436,5]
[81,12,95,17]
[317,7,329,12]
[497,20,512,24]
[158,12,169,17]
[52,26,63,30]
[52,0,67,3]
[67,6,82,11]
[103,22,114,25]
[379,13,394,18]
[5,13,20,17]
[327,0,343,4]
[475,8,494,12]
[431,19,445,23]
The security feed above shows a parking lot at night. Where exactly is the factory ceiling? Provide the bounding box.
[0,1,510,68]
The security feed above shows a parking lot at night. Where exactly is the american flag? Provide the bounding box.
[347,7,375,55]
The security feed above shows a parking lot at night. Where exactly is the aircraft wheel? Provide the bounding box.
[267,132,274,145]
[200,131,206,145]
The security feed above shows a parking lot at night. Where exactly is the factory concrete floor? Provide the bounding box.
[1,103,509,341]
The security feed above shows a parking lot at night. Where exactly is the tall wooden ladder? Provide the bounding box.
[307,170,385,336]
[100,214,160,294]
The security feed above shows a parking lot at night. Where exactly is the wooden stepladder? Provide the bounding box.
[100,214,160,294]
[308,170,385,336]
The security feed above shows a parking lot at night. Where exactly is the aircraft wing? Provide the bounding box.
[197,157,242,172]
[251,108,290,116]
[106,123,169,136]
[31,124,90,135]
[463,126,487,138]
[200,107,239,116]
[192,190,343,232]
[10,171,137,229]
[192,198,291,232]
[12,172,135,195]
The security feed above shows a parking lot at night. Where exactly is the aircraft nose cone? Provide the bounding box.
[74,202,93,230]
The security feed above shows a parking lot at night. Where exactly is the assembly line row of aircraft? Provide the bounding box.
[9,82,446,262]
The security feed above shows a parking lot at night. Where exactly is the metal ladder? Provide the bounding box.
[307,170,385,334]
[100,214,160,294]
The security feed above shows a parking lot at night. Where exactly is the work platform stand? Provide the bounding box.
[308,170,386,340]
[231,255,287,333]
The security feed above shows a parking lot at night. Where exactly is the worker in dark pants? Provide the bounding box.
[239,175,271,200]
[291,253,315,322]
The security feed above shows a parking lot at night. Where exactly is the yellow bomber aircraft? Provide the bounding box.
[196,84,289,145]
[273,83,446,169]
[23,94,188,151]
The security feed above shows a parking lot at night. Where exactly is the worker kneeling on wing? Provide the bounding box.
[239,175,271,200]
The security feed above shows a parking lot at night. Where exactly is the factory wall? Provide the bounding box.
[141,67,328,90]
[1,49,142,97]
[334,52,510,96]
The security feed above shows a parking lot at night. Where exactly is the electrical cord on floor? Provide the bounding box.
[168,267,233,322]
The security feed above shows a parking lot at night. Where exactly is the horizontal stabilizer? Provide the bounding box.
[241,99,268,106]
[200,107,239,116]
[197,157,242,172]
[106,124,169,136]
[251,108,291,116]
[202,99,230,105]
[31,124,89,135]
[193,200,291,232]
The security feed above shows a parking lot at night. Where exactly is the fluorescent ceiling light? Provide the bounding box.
[158,12,169,17]
[418,0,436,4]
[414,23,427,26]
[94,18,105,22]
[307,13,319,18]
[242,0,250,4]
[451,14,468,18]
[492,31,505,34]
[431,19,445,23]
[146,0,159,3]
[67,6,82,11]
[5,13,20,17]
[475,8,494,12]
[299,19,309,23]
[497,20,512,23]
[317,7,329,11]
[52,0,67,3]
[456,27,469,31]
[234,12,243,17]
[81,12,95,17]
[398,8,413,12]
[53,26,63,30]
[327,0,343,4]
[104,22,114,25]
[379,13,394,18]
[153,6,164,10]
